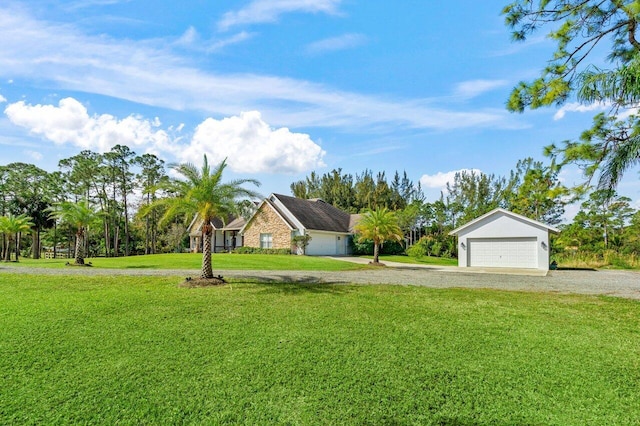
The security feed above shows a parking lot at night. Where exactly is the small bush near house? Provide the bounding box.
[232,247,291,255]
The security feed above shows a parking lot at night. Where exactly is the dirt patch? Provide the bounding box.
[179,276,227,288]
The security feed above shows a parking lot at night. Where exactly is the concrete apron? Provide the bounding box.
[325,256,549,277]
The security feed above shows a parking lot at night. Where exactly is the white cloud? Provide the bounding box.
[0,7,524,133]
[23,149,42,161]
[184,111,325,174]
[420,168,483,190]
[553,102,609,120]
[454,79,508,99]
[0,94,6,103]
[218,0,342,31]
[4,97,325,174]
[5,97,171,153]
[175,27,253,52]
[306,33,367,55]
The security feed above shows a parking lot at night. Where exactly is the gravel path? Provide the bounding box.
[1,264,639,300]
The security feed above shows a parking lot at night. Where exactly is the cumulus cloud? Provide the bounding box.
[454,79,508,99]
[553,101,609,120]
[4,97,171,153]
[218,0,342,31]
[420,168,483,190]
[306,33,367,55]
[4,97,324,174]
[0,94,6,103]
[184,111,325,174]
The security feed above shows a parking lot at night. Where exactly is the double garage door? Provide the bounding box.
[468,237,537,269]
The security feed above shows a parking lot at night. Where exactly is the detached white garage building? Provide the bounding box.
[449,208,560,271]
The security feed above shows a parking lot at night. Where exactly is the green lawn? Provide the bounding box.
[2,274,639,424]
[11,253,364,271]
[364,254,458,266]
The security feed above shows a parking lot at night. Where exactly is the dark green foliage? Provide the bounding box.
[232,247,291,255]
[290,168,423,213]
[503,1,640,191]
[350,234,405,256]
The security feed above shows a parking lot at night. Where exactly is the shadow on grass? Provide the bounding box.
[556,267,597,271]
[230,275,353,295]
[124,265,159,269]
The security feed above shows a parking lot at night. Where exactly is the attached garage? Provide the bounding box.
[450,209,559,271]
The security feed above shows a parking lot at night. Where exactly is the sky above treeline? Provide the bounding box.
[0,0,638,219]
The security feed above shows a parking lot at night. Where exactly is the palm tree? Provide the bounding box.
[47,200,98,265]
[0,214,34,262]
[158,155,260,280]
[355,208,403,265]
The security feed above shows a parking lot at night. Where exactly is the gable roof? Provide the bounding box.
[271,193,353,233]
[449,208,560,236]
[187,214,247,237]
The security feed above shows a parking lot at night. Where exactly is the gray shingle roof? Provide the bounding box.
[272,194,353,233]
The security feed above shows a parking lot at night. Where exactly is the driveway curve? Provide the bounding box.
[1,264,639,300]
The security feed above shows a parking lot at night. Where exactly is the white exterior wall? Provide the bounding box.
[305,231,349,256]
[456,212,551,270]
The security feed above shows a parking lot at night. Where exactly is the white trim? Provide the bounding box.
[270,194,306,231]
[305,229,351,236]
[239,198,295,235]
[186,214,200,233]
[449,208,560,236]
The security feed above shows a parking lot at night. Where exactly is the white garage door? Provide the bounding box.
[468,237,537,268]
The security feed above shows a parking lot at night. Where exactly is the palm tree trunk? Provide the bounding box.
[3,237,11,262]
[201,225,213,279]
[74,229,85,265]
[373,242,380,264]
[15,232,20,261]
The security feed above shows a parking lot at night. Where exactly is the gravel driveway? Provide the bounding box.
[1,263,639,300]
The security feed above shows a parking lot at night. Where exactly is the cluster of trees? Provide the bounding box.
[3,146,638,267]
[293,158,572,259]
[290,169,424,213]
[0,145,178,261]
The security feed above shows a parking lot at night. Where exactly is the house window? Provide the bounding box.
[260,233,273,249]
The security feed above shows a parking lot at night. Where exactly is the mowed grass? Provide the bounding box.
[12,253,364,271]
[2,274,639,424]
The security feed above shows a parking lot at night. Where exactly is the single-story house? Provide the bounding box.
[449,208,560,271]
[187,215,246,253]
[240,193,361,256]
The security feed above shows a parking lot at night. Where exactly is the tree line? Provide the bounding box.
[0,145,174,260]
[291,159,640,265]
[1,145,639,267]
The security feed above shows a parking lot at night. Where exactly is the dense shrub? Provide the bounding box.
[406,235,456,259]
[350,234,405,256]
[232,247,291,255]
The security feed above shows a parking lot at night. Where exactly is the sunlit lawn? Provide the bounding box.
[2,273,639,424]
[11,253,365,271]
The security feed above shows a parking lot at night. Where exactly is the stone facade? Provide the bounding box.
[243,204,293,250]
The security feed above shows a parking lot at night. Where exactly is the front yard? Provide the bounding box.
[2,273,639,424]
[11,253,366,271]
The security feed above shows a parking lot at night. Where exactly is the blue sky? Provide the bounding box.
[0,0,638,218]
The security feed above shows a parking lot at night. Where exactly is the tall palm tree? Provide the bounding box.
[158,155,260,279]
[355,207,403,265]
[48,200,98,265]
[0,214,34,262]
